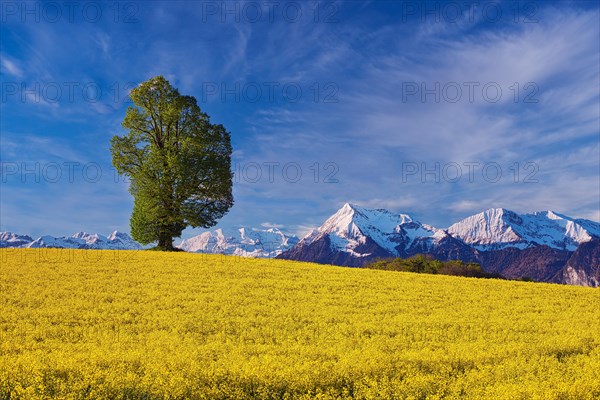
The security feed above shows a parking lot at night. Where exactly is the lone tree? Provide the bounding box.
[111,76,233,250]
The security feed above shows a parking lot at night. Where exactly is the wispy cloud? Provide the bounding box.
[260,222,285,229]
[1,56,24,78]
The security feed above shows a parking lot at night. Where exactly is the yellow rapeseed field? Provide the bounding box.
[0,249,599,399]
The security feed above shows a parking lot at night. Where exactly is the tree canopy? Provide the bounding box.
[111,76,233,250]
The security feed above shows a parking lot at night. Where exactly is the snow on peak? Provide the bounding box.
[542,210,569,221]
[304,203,438,254]
[0,231,32,241]
[447,208,523,247]
[105,231,144,249]
[448,208,599,251]
[10,231,144,250]
[108,230,130,241]
[177,227,299,258]
[27,235,72,249]
[0,232,34,247]
[319,203,414,237]
[71,232,108,244]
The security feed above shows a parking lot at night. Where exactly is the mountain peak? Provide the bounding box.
[535,210,569,221]
[449,209,598,250]
[333,203,412,221]
[480,207,519,217]
[334,202,360,217]
[72,232,107,243]
[341,202,361,211]
[72,231,90,239]
[448,210,522,248]
[107,230,131,241]
[338,203,401,216]
[299,203,437,256]
[177,227,298,257]
[0,232,33,245]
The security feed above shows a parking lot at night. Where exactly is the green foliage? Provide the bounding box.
[111,76,233,250]
[365,254,504,279]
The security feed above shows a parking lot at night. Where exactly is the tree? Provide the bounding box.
[111,76,233,250]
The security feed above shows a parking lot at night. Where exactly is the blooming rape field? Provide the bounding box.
[0,249,599,399]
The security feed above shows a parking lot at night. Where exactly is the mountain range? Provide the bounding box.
[277,204,600,287]
[2,204,598,286]
[0,231,144,250]
[0,228,299,256]
[177,227,298,257]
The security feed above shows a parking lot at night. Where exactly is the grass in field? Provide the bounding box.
[0,249,599,399]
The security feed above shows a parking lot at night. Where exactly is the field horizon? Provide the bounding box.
[1,249,598,399]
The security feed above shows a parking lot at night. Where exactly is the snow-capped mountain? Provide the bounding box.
[0,228,298,257]
[447,208,600,251]
[299,203,441,255]
[177,227,298,258]
[27,235,78,249]
[0,232,33,248]
[29,231,144,250]
[107,230,144,249]
[279,203,476,266]
[278,204,599,286]
[1,231,144,250]
[3,204,598,286]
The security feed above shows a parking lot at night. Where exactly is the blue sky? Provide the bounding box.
[1,0,599,239]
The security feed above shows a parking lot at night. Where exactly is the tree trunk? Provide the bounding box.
[158,234,174,251]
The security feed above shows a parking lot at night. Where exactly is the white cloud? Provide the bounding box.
[1,56,23,78]
[260,222,285,229]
